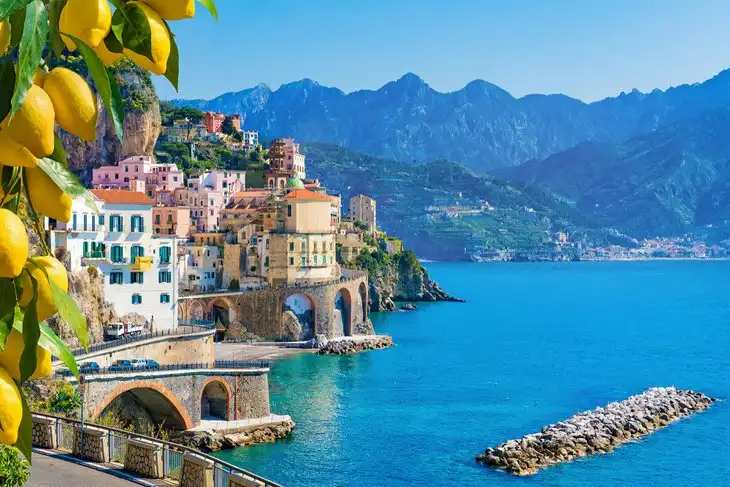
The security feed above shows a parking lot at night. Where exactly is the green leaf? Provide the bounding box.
[197,0,218,21]
[38,157,86,197]
[49,277,88,350]
[103,29,123,54]
[64,34,125,143]
[0,57,15,123]
[111,3,152,59]
[108,0,126,9]
[48,0,67,57]
[162,20,178,91]
[8,7,24,49]
[50,133,68,168]
[0,279,15,350]
[19,273,38,382]
[39,322,78,377]
[0,0,32,21]
[9,0,47,120]
[14,389,33,464]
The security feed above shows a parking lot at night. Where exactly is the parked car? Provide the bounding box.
[78,361,100,374]
[144,359,160,369]
[129,358,148,369]
[108,359,133,372]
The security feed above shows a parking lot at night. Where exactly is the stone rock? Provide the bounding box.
[476,387,715,476]
[400,303,417,311]
[317,336,394,355]
[281,311,303,341]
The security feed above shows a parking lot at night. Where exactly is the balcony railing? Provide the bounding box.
[131,256,153,271]
[82,251,106,260]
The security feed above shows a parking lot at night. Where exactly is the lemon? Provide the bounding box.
[0,131,38,168]
[43,67,98,142]
[18,256,69,322]
[0,366,22,445]
[25,167,73,223]
[123,2,171,75]
[59,0,112,51]
[0,19,10,56]
[142,0,195,20]
[1,85,55,158]
[93,38,123,67]
[0,209,28,278]
[0,330,53,381]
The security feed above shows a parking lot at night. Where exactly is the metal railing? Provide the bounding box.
[68,325,214,358]
[55,360,271,377]
[40,413,283,487]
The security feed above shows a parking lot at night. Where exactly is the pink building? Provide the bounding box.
[92,156,184,197]
[153,206,191,237]
[173,187,226,232]
[204,112,225,133]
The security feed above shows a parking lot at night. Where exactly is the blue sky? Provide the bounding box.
[154,0,730,102]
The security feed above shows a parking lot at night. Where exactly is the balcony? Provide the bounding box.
[81,251,107,261]
[130,256,153,271]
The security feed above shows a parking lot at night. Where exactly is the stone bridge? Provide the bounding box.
[178,270,370,340]
[75,366,271,430]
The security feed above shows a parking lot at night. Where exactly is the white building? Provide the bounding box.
[181,244,221,293]
[48,189,179,332]
[242,130,259,149]
[281,138,306,180]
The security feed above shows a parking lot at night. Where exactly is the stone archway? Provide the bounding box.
[206,297,236,327]
[282,293,317,340]
[94,381,194,431]
[200,379,231,421]
[334,288,352,337]
[189,300,205,322]
[359,281,368,324]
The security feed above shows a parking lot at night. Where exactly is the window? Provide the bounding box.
[131,272,144,284]
[314,242,318,252]
[98,215,104,225]
[167,213,173,223]
[114,173,119,180]
[124,177,129,183]
[265,239,269,250]
[155,228,160,234]
[264,257,269,267]
[82,241,89,256]
[301,256,306,266]
[111,245,124,263]
[131,215,144,232]
[289,257,294,265]
[132,294,142,304]
[158,271,172,283]
[173,176,178,182]
[314,255,318,265]
[110,271,124,284]
[91,215,96,231]
[131,245,144,259]
[72,213,77,231]
[160,246,171,264]
[289,242,294,252]
[287,205,292,217]
[83,214,88,231]
[160,293,170,303]
[155,214,161,224]
[109,215,122,232]
[125,166,129,172]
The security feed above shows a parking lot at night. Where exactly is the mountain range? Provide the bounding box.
[173,70,730,171]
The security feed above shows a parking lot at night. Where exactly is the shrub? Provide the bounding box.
[0,445,30,487]
[228,279,240,291]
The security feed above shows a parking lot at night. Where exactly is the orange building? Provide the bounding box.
[153,206,191,237]
[204,112,226,133]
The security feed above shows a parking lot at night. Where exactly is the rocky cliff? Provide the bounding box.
[57,58,161,184]
[354,250,461,312]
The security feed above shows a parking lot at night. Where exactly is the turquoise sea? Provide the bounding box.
[215,261,730,486]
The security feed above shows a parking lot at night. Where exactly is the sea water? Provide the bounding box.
[214,261,730,486]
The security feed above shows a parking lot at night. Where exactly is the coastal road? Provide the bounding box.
[215,341,311,361]
[28,453,146,487]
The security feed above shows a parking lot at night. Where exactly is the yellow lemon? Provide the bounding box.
[142,0,195,20]
[1,85,55,158]
[25,167,73,223]
[92,38,123,67]
[0,131,38,168]
[0,209,28,278]
[59,0,112,51]
[0,330,53,381]
[14,65,45,87]
[18,255,69,322]
[123,2,171,75]
[0,366,22,445]
[43,67,98,142]
[0,19,10,56]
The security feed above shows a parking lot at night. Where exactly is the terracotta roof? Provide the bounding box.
[90,189,154,205]
[284,189,331,201]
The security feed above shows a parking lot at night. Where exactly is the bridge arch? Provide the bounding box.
[334,288,352,337]
[359,281,368,324]
[206,296,236,327]
[93,381,194,431]
[282,292,317,340]
[200,378,231,421]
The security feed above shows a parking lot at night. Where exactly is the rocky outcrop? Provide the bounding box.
[173,419,295,452]
[477,387,715,476]
[317,336,393,355]
[281,311,303,341]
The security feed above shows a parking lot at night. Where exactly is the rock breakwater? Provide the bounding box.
[477,387,715,476]
[317,336,394,355]
[174,419,295,452]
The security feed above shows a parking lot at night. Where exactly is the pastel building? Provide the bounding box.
[204,112,225,133]
[242,130,259,148]
[268,189,339,285]
[153,206,191,237]
[92,156,184,195]
[266,138,306,189]
[181,244,222,293]
[349,194,377,233]
[48,189,179,331]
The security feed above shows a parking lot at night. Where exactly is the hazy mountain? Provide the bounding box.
[495,106,730,239]
[173,70,730,170]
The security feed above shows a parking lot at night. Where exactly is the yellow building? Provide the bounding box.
[268,189,339,285]
[349,194,377,233]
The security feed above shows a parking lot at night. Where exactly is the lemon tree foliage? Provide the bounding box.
[0,0,217,462]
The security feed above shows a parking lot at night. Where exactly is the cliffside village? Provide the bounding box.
[46,119,389,333]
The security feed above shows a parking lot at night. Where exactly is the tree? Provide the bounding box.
[221,116,236,135]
